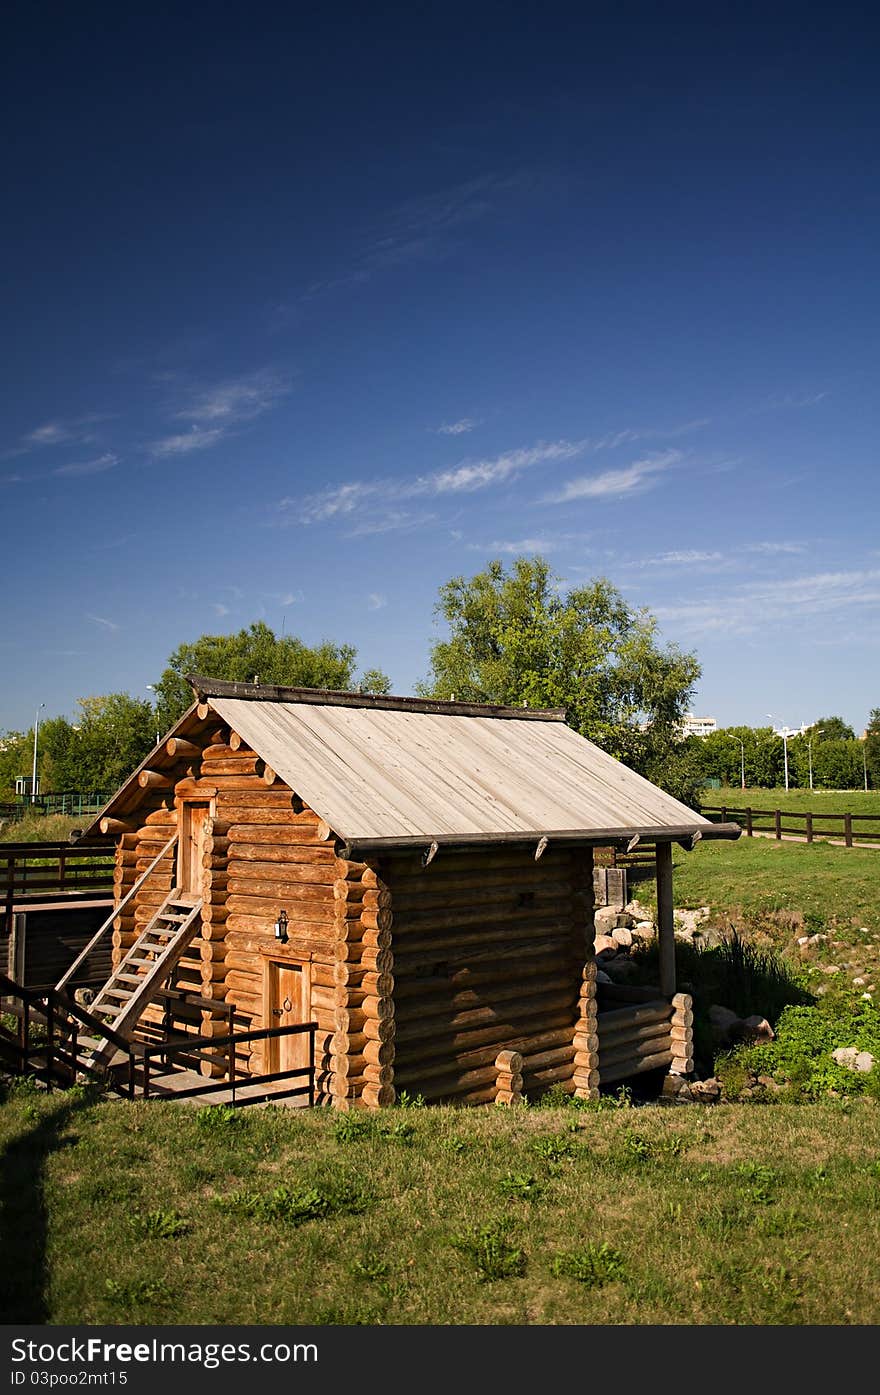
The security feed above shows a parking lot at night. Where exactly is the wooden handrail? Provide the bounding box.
[55,833,178,992]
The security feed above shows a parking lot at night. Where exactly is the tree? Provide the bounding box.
[418,557,701,797]
[151,621,391,730]
[810,716,856,743]
[40,695,157,792]
[0,730,31,801]
[866,709,880,790]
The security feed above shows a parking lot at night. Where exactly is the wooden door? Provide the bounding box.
[266,960,311,1075]
[178,801,211,896]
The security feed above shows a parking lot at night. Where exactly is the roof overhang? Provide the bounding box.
[338,822,742,861]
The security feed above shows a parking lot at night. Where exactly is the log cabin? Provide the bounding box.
[76,677,741,1108]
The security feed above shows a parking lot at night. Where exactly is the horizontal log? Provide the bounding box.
[391,918,578,959]
[599,1050,674,1085]
[394,994,577,1048]
[597,1002,672,1032]
[521,1043,574,1072]
[333,974,394,1003]
[225,911,334,936]
[215,789,302,809]
[394,973,575,1022]
[227,889,334,915]
[394,956,575,1003]
[521,1061,578,1089]
[598,1018,676,1053]
[215,805,318,825]
[137,770,173,790]
[360,1084,396,1109]
[391,884,574,917]
[333,859,381,887]
[101,818,135,835]
[332,951,394,984]
[165,737,202,760]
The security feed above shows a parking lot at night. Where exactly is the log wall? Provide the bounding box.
[382,844,593,1105]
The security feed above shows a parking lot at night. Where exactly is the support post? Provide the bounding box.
[656,841,676,998]
[572,961,599,1100]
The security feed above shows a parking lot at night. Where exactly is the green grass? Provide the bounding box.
[708,787,880,824]
[662,837,880,937]
[0,813,90,843]
[2,1087,880,1325]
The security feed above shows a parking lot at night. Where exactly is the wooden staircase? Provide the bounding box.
[86,891,203,1067]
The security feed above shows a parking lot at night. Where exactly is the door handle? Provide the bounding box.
[272,1007,283,1017]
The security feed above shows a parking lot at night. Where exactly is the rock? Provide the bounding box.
[832,1047,860,1070]
[756,1074,781,1091]
[852,977,866,987]
[632,920,655,940]
[796,935,811,947]
[821,965,841,975]
[612,927,633,948]
[708,1005,741,1045]
[738,1015,775,1044]
[661,1074,693,1103]
[593,907,621,934]
[594,934,618,956]
[690,1077,722,1103]
[862,992,874,1001]
[625,899,653,921]
[855,1052,875,1073]
[74,987,95,1007]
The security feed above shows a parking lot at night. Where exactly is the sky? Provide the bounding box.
[2,1,879,737]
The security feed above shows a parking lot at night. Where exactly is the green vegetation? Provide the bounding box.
[0,813,86,843]
[711,787,880,818]
[418,556,702,801]
[2,1089,880,1324]
[664,836,880,934]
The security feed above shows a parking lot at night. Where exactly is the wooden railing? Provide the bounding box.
[1,970,316,1107]
[55,833,177,993]
[1,841,115,932]
[141,1022,316,1106]
[702,805,880,846]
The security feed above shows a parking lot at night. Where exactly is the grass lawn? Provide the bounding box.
[2,1087,879,1326]
[709,788,880,815]
[0,813,89,843]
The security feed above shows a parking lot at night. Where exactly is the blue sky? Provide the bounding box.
[2,2,879,736]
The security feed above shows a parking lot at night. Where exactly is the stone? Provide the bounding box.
[593,907,621,934]
[756,1075,781,1091]
[738,1015,775,1044]
[690,1077,722,1103]
[796,935,811,947]
[853,977,866,987]
[612,926,633,948]
[855,1052,875,1073]
[708,1004,740,1045]
[594,934,618,956]
[832,1047,860,1070]
[625,899,653,921]
[632,920,655,940]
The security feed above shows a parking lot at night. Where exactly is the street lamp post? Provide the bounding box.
[31,702,46,802]
[738,738,746,791]
[768,714,802,793]
[146,685,160,746]
[807,728,824,791]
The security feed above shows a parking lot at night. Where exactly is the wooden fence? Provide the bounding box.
[701,805,880,847]
[0,791,114,822]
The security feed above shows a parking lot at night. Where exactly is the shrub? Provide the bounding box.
[450,1221,526,1282]
[550,1242,625,1286]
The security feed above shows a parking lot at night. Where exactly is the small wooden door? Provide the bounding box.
[178,801,211,896]
[266,959,311,1075]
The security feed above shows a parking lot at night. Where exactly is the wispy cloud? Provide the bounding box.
[291,438,589,526]
[348,510,437,537]
[655,569,880,637]
[544,450,681,503]
[211,603,231,617]
[180,370,291,424]
[467,533,581,555]
[54,452,119,478]
[86,613,121,632]
[367,593,387,610]
[3,413,113,460]
[639,549,725,567]
[303,171,538,298]
[743,540,806,555]
[150,427,226,457]
[435,417,479,436]
[763,391,828,410]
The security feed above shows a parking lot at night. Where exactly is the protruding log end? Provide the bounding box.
[138,769,172,789]
[101,817,135,835]
[166,737,202,759]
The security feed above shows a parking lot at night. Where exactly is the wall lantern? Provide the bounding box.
[274,908,289,943]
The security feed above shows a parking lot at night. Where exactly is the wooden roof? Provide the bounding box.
[82,679,741,851]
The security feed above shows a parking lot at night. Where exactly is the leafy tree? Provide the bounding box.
[151,621,390,729]
[0,730,32,801]
[418,557,700,795]
[688,726,783,789]
[809,716,856,743]
[41,695,157,792]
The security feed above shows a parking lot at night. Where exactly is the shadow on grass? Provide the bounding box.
[0,1084,90,1321]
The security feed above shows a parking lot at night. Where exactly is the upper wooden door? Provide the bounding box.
[178,800,211,896]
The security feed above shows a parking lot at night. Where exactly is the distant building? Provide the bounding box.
[680,713,717,738]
